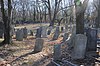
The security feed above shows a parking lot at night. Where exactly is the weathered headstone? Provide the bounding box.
[23,27,28,38]
[97,28,100,39]
[35,27,42,38]
[86,28,97,51]
[34,38,44,52]
[71,34,87,60]
[16,29,23,41]
[53,44,61,61]
[52,26,60,40]
[42,26,47,37]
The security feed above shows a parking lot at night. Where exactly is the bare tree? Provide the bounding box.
[75,0,89,34]
[0,0,12,45]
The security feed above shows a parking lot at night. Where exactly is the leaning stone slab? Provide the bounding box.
[71,34,87,60]
[16,29,23,41]
[34,38,44,52]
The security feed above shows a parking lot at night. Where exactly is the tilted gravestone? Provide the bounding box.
[16,29,23,41]
[42,26,47,38]
[23,27,28,38]
[35,27,42,38]
[71,34,87,60]
[53,44,61,61]
[52,26,60,40]
[86,28,97,51]
[34,38,44,52]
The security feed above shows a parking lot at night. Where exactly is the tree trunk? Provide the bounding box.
[76,12,84,34]
[96,0,100,28]
[0,0,12,45]
[75,0,89,34]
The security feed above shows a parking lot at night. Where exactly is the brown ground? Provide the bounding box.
[0,24,100,66]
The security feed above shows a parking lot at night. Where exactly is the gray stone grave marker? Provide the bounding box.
[53,44,61,61]
[47,26,53,35]
[42,26,47,38]
[52,26,60,40]
[35,27,42,38]
[16,29,23,41]
[23,27,28,38]
[86,28,97,51]
[34,38,44,52]
[71,34,87,60]
[97,28,100,38]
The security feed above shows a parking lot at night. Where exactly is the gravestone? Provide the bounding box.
[53,44,61,61]
[71,34,87,60]
[63,32,69,42]
[86,28,97,51]
[16,29,23,41]
[27,29,30,35]
[23,27,28,38]
[42,26,47,37]
[34,38,44,52]
[35,27,42,38]
[97,28,100,39]
[47,26,53,35]
[52,26,60,40]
